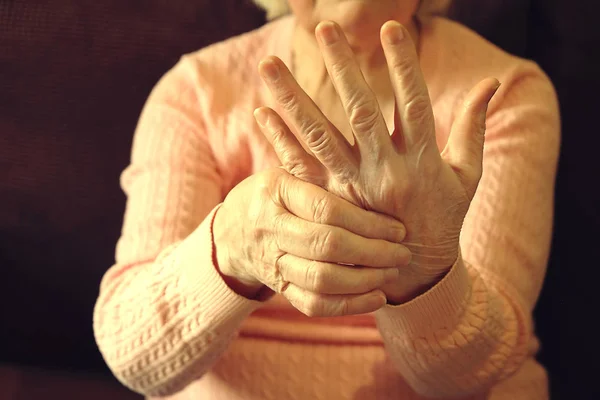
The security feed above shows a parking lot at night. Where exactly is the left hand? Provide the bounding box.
[254,20,500,304]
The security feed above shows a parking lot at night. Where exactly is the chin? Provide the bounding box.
[312,1,413,49]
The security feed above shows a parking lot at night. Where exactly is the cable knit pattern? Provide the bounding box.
[93,15,559,400]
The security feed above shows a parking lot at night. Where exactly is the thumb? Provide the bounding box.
[442,78,500,198]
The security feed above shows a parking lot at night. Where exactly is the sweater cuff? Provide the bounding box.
[376,254,472,337]
[178,205,263,331]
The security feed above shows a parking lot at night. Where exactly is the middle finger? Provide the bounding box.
[316,21,392,160]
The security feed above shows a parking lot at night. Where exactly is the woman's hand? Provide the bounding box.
[255,21,500,303]
[213,167,412,316]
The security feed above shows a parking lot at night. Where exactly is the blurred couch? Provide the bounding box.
[450,2,600,399]
[1,0,598,399]
[0,1,265,398]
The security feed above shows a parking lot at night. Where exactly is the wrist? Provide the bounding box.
[213,206,264,299]
[382,247,459,305]
[383,269,450,305]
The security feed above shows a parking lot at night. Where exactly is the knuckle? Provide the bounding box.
[404,95,432,124]
[272,253,288,289]
[390,54,416,76]
[268,124,288,147]
[348,100,380,131]
[300,120,330,151]
[285,160,310,179]
[305,261,327,292]
[311,195,333,224]
[313,229,339,259]
[330,59,351,79]
[277,89,298,111]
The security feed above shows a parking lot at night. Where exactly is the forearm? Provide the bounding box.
[93,208,261,396]
[375,62,558,397]
[375,256,531,398]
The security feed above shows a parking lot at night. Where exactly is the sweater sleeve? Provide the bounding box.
[93,57,261,397]
[374,63,560,398]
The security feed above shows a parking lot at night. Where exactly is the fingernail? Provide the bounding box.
[370,291,387,308]
[394,222,406,242]
[396,247,412,267]
[261,60,280,81]
[318,21,339,45]
[384,268,400,283]
[254,108,269,127]
[385,22,405,44]
[492,82,501,97]
[482,81,501,114]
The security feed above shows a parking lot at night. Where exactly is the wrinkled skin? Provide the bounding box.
[255,20,500,303]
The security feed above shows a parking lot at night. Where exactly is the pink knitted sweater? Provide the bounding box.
[93,15,560,400]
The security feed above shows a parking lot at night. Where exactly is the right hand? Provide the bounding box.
[213,168,412,317]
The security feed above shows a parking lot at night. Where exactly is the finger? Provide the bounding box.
[278,174,407,243]
[277,253,399,295]
[282,284,387,317]
[442,78,501,199]
[254,107,327,187]
[380,21,437,155]
[274,211,412,268]
[315,21,392,160]
[390,101,407,152]
[258,56,358,180]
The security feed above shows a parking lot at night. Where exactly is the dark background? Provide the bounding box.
[1,0,598,398]
[451,2,600,398]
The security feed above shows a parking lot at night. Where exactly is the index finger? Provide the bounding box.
[258,56,358,180]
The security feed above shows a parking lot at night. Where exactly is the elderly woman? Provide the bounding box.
[93,0,559,399]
